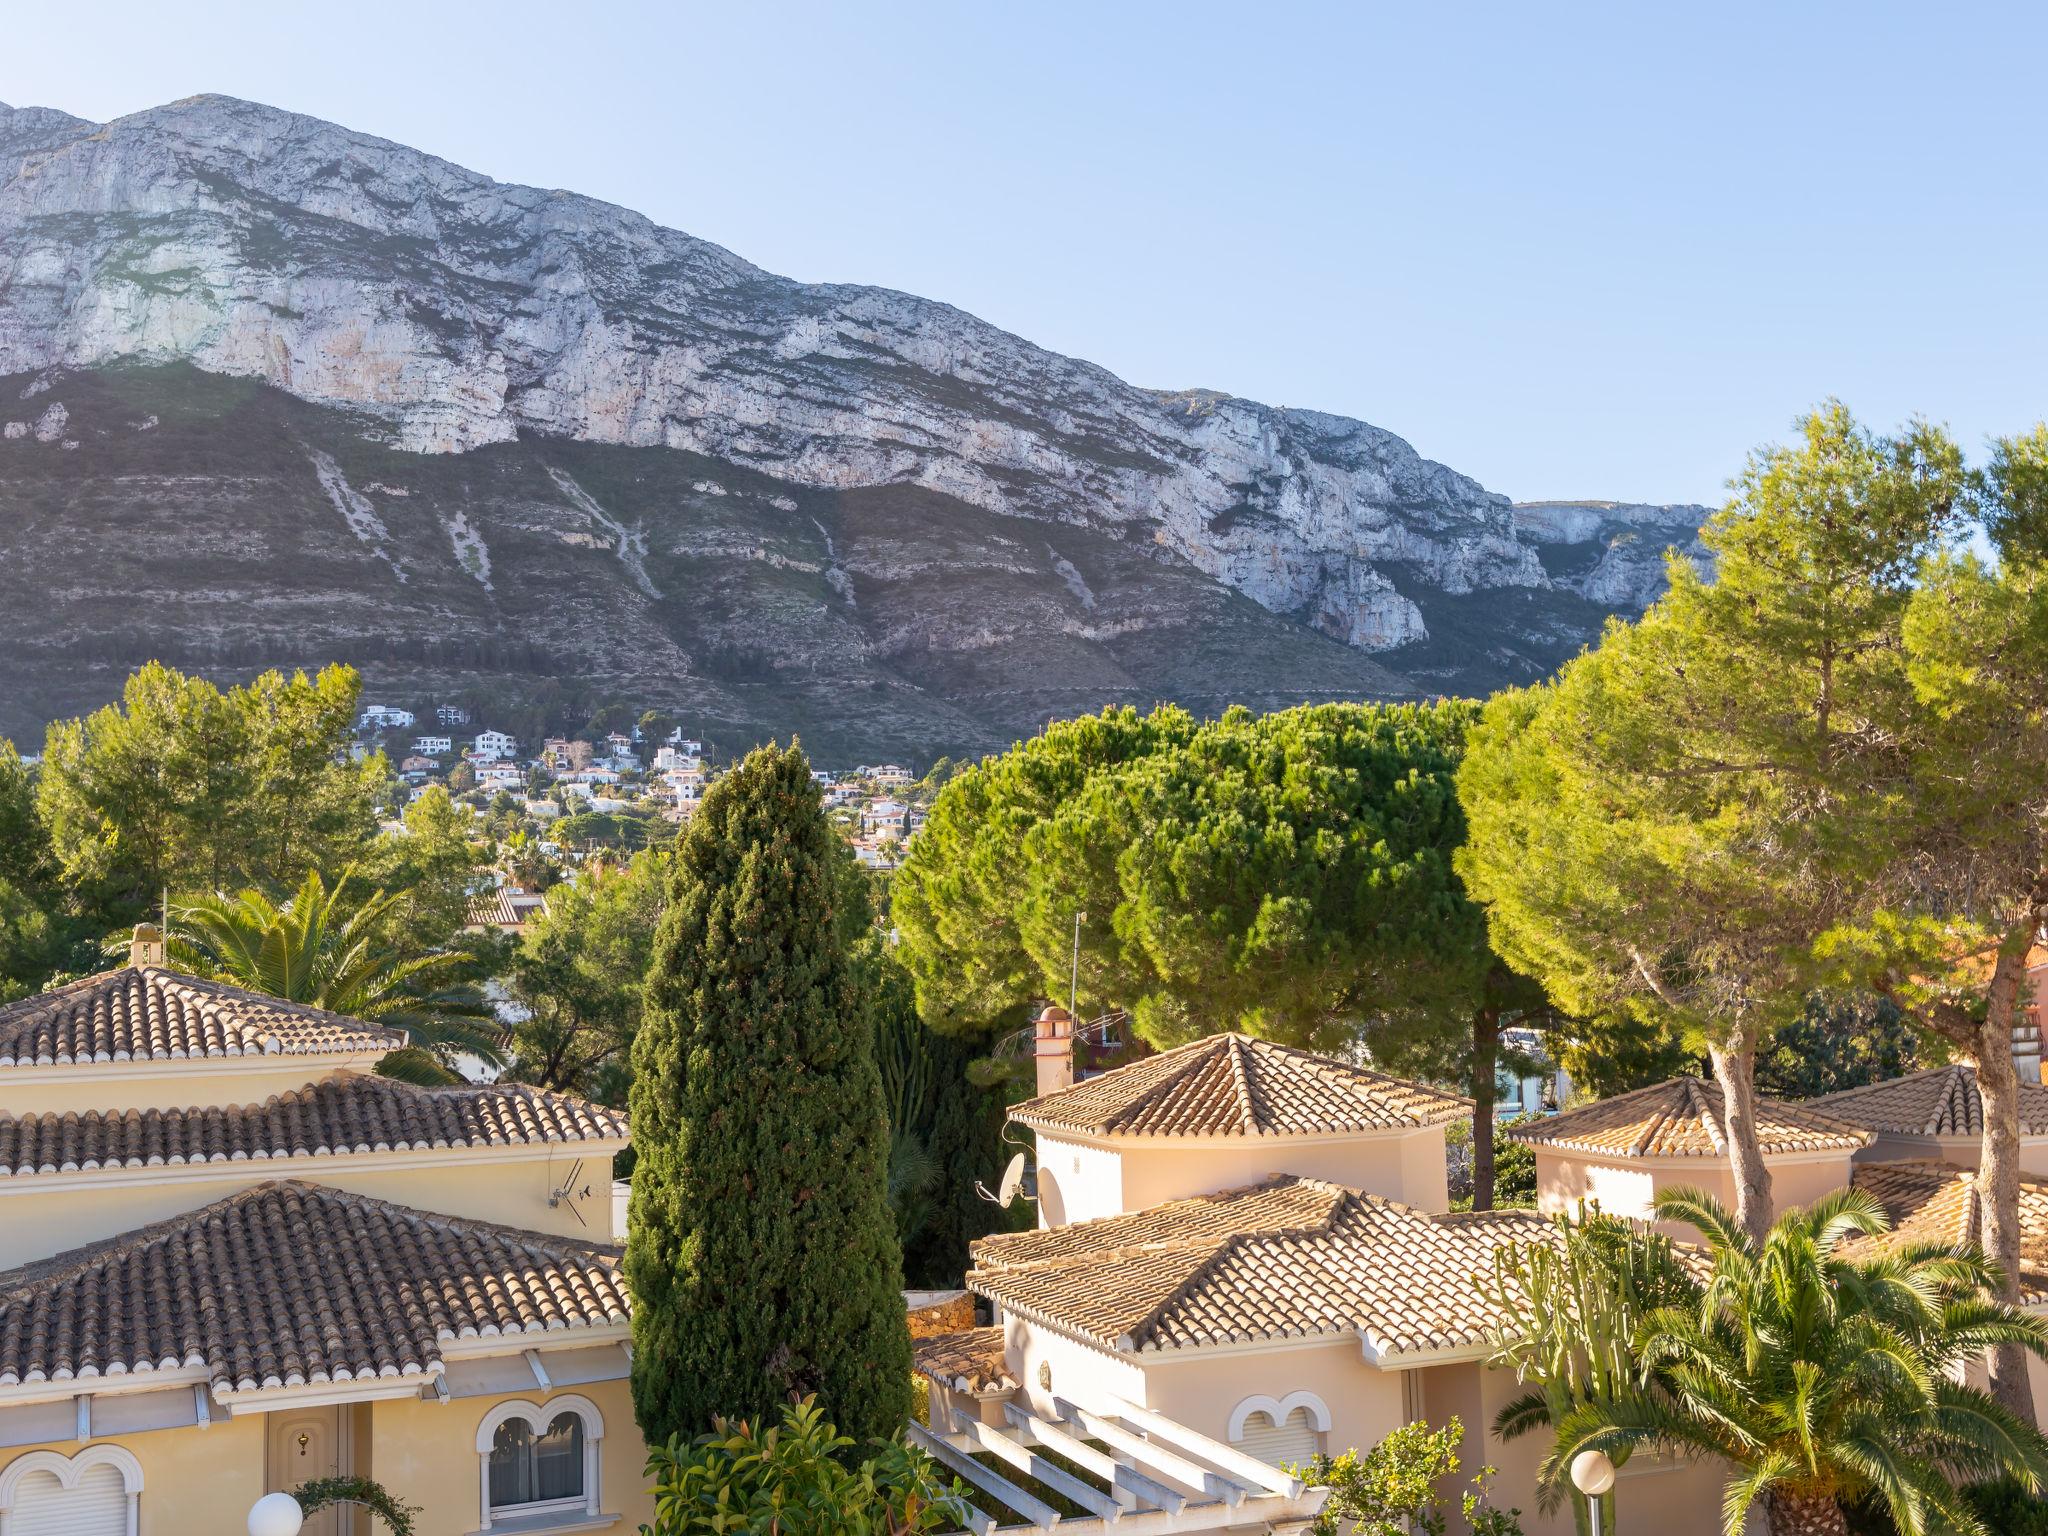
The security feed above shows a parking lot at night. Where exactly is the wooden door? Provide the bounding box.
[267,1406,343,1536]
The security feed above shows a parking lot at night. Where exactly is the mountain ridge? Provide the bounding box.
[0,94,1708,758]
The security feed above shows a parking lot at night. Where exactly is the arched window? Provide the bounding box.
[475,1396,604,1530]
[0,1445,144,1536]
[1227,1392,1331,1468]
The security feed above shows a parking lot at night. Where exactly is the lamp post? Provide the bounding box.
[248,1492,304,1536]
[1571,1449,1616,1536]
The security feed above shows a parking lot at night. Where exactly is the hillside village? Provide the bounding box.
[356,701,930,909]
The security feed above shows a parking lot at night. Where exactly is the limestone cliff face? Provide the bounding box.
[1512,501,1716,609]
[0,93,1693,664]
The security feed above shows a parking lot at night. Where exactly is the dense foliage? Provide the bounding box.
[1458,408,1974,1241]
[164,868,504,1069]
[39,661,384,909]
[509,847,671,1101]
[1291,1418,1522,1536]
[1518,1188,2048,1536]
[1755,994,1925,1101]
[627,742,912,1444]
[894,698,1551,1205]
[639,1397,961,1536]
[870,951,1018,1283]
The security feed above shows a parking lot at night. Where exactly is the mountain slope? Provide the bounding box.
[0,94,1709,757]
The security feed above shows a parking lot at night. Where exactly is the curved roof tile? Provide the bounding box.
[0,1075,627,1178]
[1815,1065,2048,1139]
[970,1176,1551,1358]
[1011,1034,1471,1139]
[0,1181,629,1397]
[0,968,403,1068]
[1505,1076,1870,1159]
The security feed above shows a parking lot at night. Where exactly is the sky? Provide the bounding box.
[4,1,2045,506]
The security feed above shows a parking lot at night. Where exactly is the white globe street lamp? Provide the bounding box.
[1571,1450,1616,1536]
[248,1492,305,1536]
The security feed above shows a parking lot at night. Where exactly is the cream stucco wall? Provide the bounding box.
[0,1151,623,1270]
[1534,1149,1856,1241]
[1420,1359,1734,1536]
[0,1057,387,1117]
[1012,1320,1152,1421]
[996,1316,1752,1535]
[1032,1134,1125,1228]
[1854,1132,2048,1177]
[1035,1124,1452,1229]
[1140,1339,1409,1461]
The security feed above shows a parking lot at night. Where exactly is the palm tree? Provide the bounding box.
[160,868,506,1070]
[1543,1187,2048,1536]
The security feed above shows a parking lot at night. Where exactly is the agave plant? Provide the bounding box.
[1483,1205,1696,1535]
[1546,1187,2048,1536]
[158,868,506,1069]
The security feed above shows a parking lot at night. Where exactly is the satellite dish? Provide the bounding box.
[976,1151,1034,1207]
[996,1152,1028,1207]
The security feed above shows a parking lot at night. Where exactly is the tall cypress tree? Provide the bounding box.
[627,741,912,1444]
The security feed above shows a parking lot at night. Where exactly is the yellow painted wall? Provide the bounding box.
[0,1412,269,1534]
[0,1061,371,1118]
[370,1378,653,1536]
[0,1153,618,1269]
[0,1381,654,1536]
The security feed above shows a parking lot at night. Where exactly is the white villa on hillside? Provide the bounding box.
[0,938,645,1536]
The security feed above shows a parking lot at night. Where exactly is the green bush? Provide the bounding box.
[640,1396,962,1536]
[1289,1418,1522,1536]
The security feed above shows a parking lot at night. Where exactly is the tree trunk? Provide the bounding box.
[1472,1006,1501,1212]
[1763,1488,1851,1536]
[1974,937,2036,1423]
[1710,1038,1774,1244]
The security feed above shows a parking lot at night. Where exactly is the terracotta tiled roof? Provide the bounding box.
[1505,1077,1870,1159]
[912,1327,1014,1393]
[969,1177,1553,1359]
[0,968,403,1068]
[1849,1160,2048,1305]
[0,1181,630,1398]
[0,1075,628,1179]
[1814,1065,2048,1139]
[1011,1034,1471,1139]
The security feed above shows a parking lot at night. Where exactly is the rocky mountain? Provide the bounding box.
[0,94,1710,760]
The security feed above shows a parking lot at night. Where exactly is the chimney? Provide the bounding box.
[1034,1004,1074,1099]
[129,922,165,969]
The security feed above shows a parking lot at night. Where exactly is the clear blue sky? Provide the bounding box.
[5,2,2044,505]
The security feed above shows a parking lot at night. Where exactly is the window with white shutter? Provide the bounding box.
[1232,1405,1324,1468]
[0,1450,140,1536]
